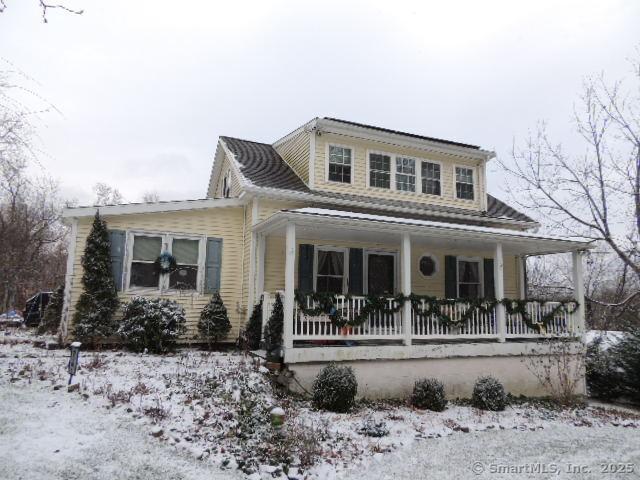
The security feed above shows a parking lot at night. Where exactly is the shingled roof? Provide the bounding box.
[220,136,535,226]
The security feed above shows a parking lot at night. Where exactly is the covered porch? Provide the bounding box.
[252,208,591,364]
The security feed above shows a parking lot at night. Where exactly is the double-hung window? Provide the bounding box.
[455,167,474,200]
[129,233,202,291]
[369,153,391,189]
[421,162,441,196]
[328,146,352,183]
[458,259,481,298]
[395,157,415,192]
[315,248,345,294]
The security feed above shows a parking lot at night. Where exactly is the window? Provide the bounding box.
[458,259,481,298]
[130,235,162,288]
[128,233,203,291]
[421,162,441,196]
[169,239,200,290]
[315,249,345,294]
[369,153,391,189]
[395,157,415,192]
[455,167,474,200]
[328,146,352,183]
[222,170,231,198]
[419,255,437,277]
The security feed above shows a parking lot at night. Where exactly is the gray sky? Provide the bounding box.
[2,0,639,207]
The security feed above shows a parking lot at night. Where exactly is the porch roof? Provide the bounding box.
[254,207,593,255]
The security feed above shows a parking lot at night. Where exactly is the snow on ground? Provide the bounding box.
[1,331,639,480]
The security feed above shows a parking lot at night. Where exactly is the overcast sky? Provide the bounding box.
[1,0,639,208]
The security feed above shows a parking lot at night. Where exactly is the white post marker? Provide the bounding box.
[67,341,82,385]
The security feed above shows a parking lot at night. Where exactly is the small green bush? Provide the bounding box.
[263,293,284,361]
[198,293,231,348]
[244,298,263,350]
[586,339,623,400]
[411,378,447,411]
[472,376,507,411]
[312,364,358,413]
[118,297,186,353]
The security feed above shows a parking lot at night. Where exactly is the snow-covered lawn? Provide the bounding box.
[1,332,639,480]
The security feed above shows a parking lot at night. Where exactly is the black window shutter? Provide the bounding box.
[108,230,126,291]
[348,248,363,295]
[298,244,314,293]
[483,258,495,299]
[444,255,457,298]
[204,237,223,293]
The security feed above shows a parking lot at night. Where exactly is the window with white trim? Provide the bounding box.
[129,234,203,291]
[328,146,352,183]
[395,157,415,192]
[315,248,345,294]
[421,161,441,196]
[457,259,481,298]
[455,166,474,200]
[369,153,391,189]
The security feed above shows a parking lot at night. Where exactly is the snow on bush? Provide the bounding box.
[411,378,447,412]
[118,297,186,353]
[586,338,623,400]
[197,293,231,348]
[312,363,357,413]
[358,417,389,437]
[472,376,507,411]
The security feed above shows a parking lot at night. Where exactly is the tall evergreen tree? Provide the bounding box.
[263,293,284,361]
[198,292,231,349]
[613,325,640,403]
[72,212,119,343]
[244,296,263,350]
[38,284,65,335]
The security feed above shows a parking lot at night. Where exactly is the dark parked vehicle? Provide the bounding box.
[23,292,52,327]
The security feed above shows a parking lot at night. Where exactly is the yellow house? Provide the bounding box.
[61,118,591,398]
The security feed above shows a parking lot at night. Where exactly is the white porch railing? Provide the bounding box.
[505,301,576,337]
[412,299,498,339]
[261,293,578,344]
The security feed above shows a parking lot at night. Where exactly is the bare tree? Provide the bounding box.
[501,54,640,307]
[0,1,83,23]
[93,182,124,206]
[141,191,160,203]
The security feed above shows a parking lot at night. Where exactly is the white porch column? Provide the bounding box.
[401,232,412,346]
[255,233,266,306]
[494,243,506,342]
[518,255,527,299]
[572,250,586,341]
[283,222,296,351]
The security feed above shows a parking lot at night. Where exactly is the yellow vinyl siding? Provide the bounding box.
[67,207,246,342]
[273,129,310,183]
[210,154,243,198]
[313,132,486,212]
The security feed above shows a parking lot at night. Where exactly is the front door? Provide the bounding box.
[366,253,396,295]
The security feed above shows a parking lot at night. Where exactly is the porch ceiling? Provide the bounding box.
[253,208,593,255]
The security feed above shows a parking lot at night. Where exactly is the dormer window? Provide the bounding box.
[395,157,415,192]
[369,153,391,189]
[421,161,441,196]
[455,166,474,200]
[328,145,352,183]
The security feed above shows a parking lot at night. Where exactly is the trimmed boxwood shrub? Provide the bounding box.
[411,378,447,411]
[472,376,507,411]
[118,297,186,353]
[312,364,358,413]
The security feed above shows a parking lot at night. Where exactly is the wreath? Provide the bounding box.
[154,252,177,274]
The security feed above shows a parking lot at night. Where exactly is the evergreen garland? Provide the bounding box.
[198,292,231,349]
[72,211,120,343]
[294,290,579,332]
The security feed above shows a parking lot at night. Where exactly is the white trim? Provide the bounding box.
[272,118,317,148]
[308,127,316,189]
[59,217,78,342]
[63,197,246,218]
[219,138,252,189]
[456,256,484,297]
[313,245,349,294]
[418,252,439,278]
[453,164,477,203]
[363,249,398,295]
[325,143,354,185]
[283,223,296,350]
[317,118,495,162]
